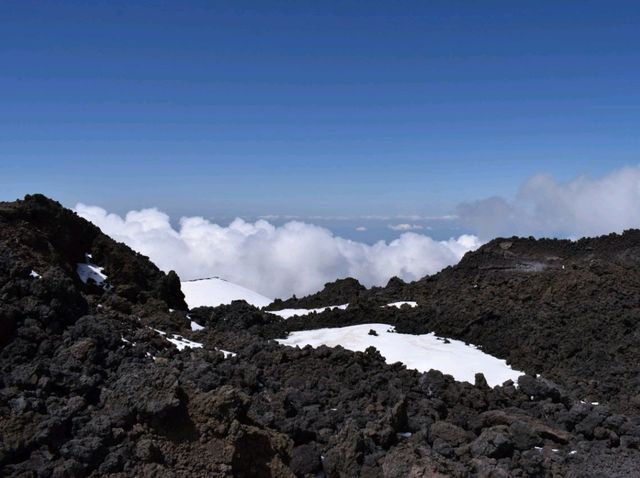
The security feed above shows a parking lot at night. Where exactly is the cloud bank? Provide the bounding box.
[75,204,481,298]
[75,165,640,298]
[459,165,640,239]
[388,223,425,231]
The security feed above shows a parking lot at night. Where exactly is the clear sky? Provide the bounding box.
[1,0,639,223]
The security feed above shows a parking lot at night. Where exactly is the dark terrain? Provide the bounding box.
[277,232,640,415]
[2,194,640,477]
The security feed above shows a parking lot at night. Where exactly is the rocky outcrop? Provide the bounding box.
[0,194,186,310]
[267,277,367,309]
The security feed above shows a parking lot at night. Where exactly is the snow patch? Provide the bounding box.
[29,270,41,279]
[150,327,207,352]
[268,301,418,318]
[386,301,418,308]
[167,335,203,351]
[181,277,272,309]
[76,254,108,286]
[268,304,348,319]
[277,323,523,387]
[191,321,205,331]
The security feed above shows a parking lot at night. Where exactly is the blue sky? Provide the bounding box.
[1,0,639,237]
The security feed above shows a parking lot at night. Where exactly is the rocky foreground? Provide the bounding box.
[2,195,640,477]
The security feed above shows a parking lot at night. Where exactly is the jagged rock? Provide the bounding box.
[323,421,374,477]
[480,410,571,444]
[429,421,475,447]
[518,374,568,403]
[470,426,513,458]
[509,420,542,450]
[289,442,322,476]
[135,439,162,463]
[265,277,366,310]
[382,443,459,477]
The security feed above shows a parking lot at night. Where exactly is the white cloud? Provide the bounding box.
[388,223,424,231]
[255,214,458,222]
[458,164,640,239]
[75,204,481,298]
[395,214,458,221]
[355,226,367,232]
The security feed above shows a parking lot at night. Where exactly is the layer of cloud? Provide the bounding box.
[459,165,640,239]
[388,223,424,231]
[75,204,481,298]
[257,214,458,222]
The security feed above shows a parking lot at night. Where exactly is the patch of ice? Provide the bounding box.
[181,277,272,309]
[268,304,348,319]
[191,321,205,331]
[167,334,203,351]
[277,323,523,387]
[149,327,231,357]
[398,432,413,438]
[30,270,41,279]
[386,301,418,308]
[77,263,108,285]
[76,254,108,286]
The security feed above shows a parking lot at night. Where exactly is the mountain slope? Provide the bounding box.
[282,232,640,413]
[400,233,640,411]
[2,195,640,477]
[0,194,187,313]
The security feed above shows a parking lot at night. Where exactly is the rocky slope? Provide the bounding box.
[280,232,640,415]
[2,195,640,477]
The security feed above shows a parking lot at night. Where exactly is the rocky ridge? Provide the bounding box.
[280,233,640,413]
